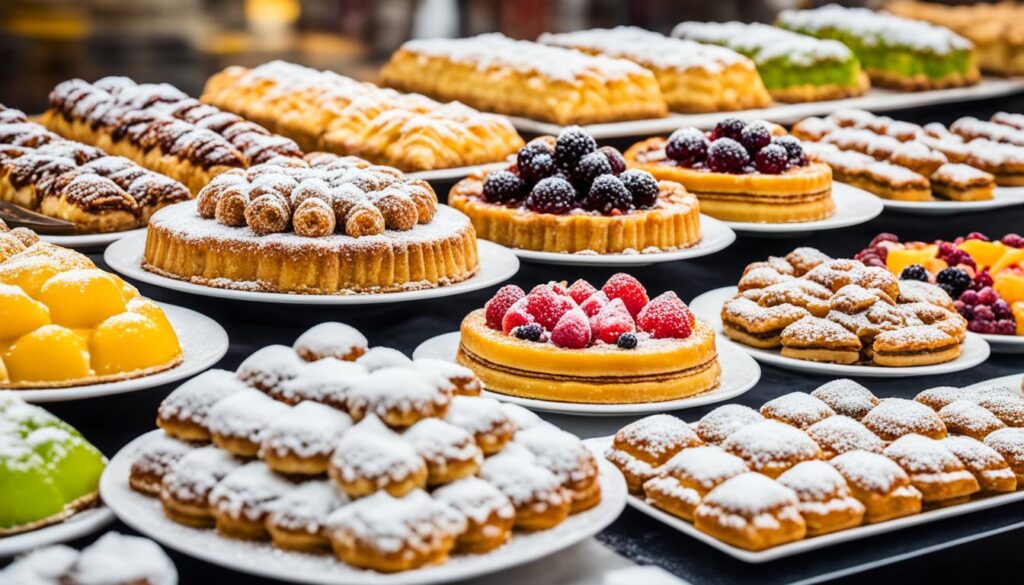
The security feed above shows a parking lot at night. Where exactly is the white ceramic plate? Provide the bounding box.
[509,214,735,267]
[723,182,883,236]
[690,286,991,378]
[507,78,1024,138]
[966,373,1023,391]
[0,507,115,558]
[412,331,760,415]
[406,162,508,183]
[10,303,229,403]
[977,333,1024,354]
[880,186,1024,215]
[585,435,1024,563]
[104,234,520,306]
[39,228,146,249]
[101,430,627,585]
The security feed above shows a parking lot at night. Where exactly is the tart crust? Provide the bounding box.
[448,176,701,254]
[0,491,100,537]
[0,355,182,390]
[143,201,479,295]
[769,72,871,103]
[456,310,721,404]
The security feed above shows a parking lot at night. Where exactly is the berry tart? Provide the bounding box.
[456,274,721,404]
[448,127,701,255]
[625,119,834,223]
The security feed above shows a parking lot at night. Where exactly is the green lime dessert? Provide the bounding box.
[0,393,106,535]
[775,4,980,91]
[671,21,869,102]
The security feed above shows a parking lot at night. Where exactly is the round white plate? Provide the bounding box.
[880,186,1024,215]
[722,182,883,236]
[967,373,1023,391]
[11,303,229,403]
[690,286,991,378]
[977,333,1024,354]
[39,228,145,249]
[100,430,627,585]
[412,331,760,415]
[508,214,735,267]
[0,507,115,558]
[104,234,520,305]
[406,162,508,183]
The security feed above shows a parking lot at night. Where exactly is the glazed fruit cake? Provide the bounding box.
[671,21,869,102]
[457,274,721,404]
[625,118,835,223]
[449,127,701,254]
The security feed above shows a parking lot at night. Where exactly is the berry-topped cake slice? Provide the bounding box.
[625,118,834,224]
[448,126,702,255]
[457,274,721,404]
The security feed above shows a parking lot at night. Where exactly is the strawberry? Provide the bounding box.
[525,284,575,330]
[550,308,592,349]
[501,298,534,335]
[485,285,526,329]
[601,273,649,317]
[579,291,609,317]
[567,279,598,305]
[591,298,636,344]
[637,291,694,339]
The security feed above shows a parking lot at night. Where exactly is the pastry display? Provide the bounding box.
[606,378,1024,550]
[625,119,835,223]
[380,33,667,125]
[131,321,601,573]
[671,22,869,102]
[0,532,177,585]
[0,394,106,535]
[449,128,701,254]
[720,246,967,366]
[142,155,480,295]
[537,27,771,113]
[200,61,523,172]
[0,106,190,232]
[0,222,182,389]
[456,274,721,404]
[41,77,302,194]
[776,4,980,90]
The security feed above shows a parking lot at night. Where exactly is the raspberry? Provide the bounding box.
[636,291,694,339]
[1001,233,1024,248]
[665,128,709,166]
[484,284,525,329]
[772,135,806,166]
[739,122,772,154]
[969,319,996,334]
[959,289,979,305]
[993,299,1013,319]
[579,291,609,317]
[945,250,976,269]
[554,126,597,171]
[870,233,900,247]
[587,174,633,214]
[978,286,999,305]
[482,170,524,203]
[938,241,957,257]
[599,146,627,175]
[525,284,575,331]
[591,299,636,345]
[755,144,789,174]
[955,301,973,321]
[712,118,746,141]
[550,308,592,349]
[601,273,649,317]
[526,177,576,214]
[706,138,750,174]
[973,270,994,289]
[900,264,930,282]
[996,319,1017,335]
[965,231,989,241]
[547,281,569,296]
[616,332,638,349]
[974,305,995,321]
[501,298,534,334]
[574,151,613,192]
[619,169,659,208]
[567,279,597,305]
[936,267,972,298]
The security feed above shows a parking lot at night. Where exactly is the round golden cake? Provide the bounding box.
[625,137,834,224]
[457,310,721,404]
[143,201,479,295]
[448,175,701,255]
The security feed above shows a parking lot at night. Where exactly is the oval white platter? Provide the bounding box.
[722,183,883,237]
[977,332,1024,354]
[413,331,760,415]
[0,507,115,558]
[104,233,520,305]
[100,430,627,585]
[966,373,1023,391]
[880,186,1024,215]
[509,214,735,267]
[690,286,991,378]
[10,303,228,403]
[39,227,145,249]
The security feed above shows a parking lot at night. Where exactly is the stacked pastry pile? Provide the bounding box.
[200,61,524,172]
[131,322,602,573]
[41,77,302,193]
[606,378,1024,551]
[721,246,968,366]
[0,106,190,232]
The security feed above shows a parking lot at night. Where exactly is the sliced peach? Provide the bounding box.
[89,313,181,376]
[886,245,938,275]
[5,325,91,383]
[0,283,50,341]
[992,249,1024,275]
[957,240,1007,270]
[38,269,126,329]
[112,274,139,300]
[126,298,177,340]
[995,273,1024,305]
[0,243,93,299]
[1014,302,1024,336]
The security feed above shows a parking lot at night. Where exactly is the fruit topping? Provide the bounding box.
[485,285,525,330]
[1001,233,1024,248]
[899,264,930,282]
[550,308,592,349]
[567,279,597,305]
[524,284,575,331]
[707,138,750,174]
[554,126,597,171]
[601,273,649,317]
[619,169,659,209]
[591,299,636,345]
[616,332,638,349]
[665,128,709,166]
[740,122,772,154]
[936,267,972,299]
[517,141,556,184]
[599,146,627,175]
[637,291,694,339]
[772,135,806,166]
[755,144,789,175]
[579,291,609,317]
[482,170,524,204]
[712,118,746,142]
[526,176,575,215]
[574,151,614,192]
[514,323,544,342]
[587,175,632,214]
[501,299,534,335]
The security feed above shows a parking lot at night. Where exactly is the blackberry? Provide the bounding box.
[740,122,772,154]
[554,126,597,171]
[620,169,659,208]
[600,146,627,175]
[573,151,613,192]
[712,117,746,141]
[517,140,553,169]
[899,264,930,282]
[936,267,972,298]
[482,170,524,203]
[616,332,638,349]
[706,138,750,174]
[526,176,576,214]
[772,135,807,166]
[755,144,789,174]
[665,128,709,166]
[515,323,544,341]
[587,174,633,214]
[519,151,556,185]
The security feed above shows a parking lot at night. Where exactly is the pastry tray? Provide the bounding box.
[508,78,1024,138]
[584,436,1024,563]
